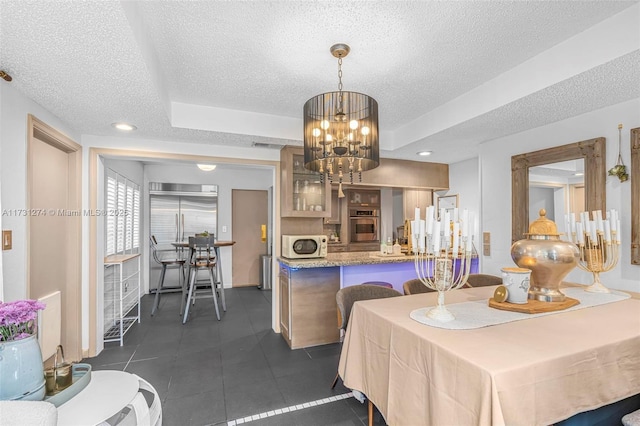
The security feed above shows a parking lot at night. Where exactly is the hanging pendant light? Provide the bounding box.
[303,44,379,197]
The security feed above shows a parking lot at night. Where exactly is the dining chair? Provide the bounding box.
[182,235,221,323]
[464,273,502,288]
[402,278,436,295]
[149,236,186,316]
[331,285,402,426]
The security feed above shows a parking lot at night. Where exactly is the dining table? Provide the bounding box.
[337,284,640,426]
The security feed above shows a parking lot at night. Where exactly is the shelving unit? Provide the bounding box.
[281,146,331,218]
[103,253,141,346]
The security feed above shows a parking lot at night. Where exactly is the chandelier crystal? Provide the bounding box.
[303,44,379,193]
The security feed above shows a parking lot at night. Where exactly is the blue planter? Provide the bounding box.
[0,334,46,401]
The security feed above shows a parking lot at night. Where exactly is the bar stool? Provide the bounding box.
[150,236,185,316]
[182,235,221,323]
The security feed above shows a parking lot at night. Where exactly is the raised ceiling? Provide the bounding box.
[1,1,638,164]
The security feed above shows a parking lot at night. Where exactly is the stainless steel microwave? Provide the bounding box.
[281,235,328,259]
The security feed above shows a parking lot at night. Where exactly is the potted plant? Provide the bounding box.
[0,299,47,401]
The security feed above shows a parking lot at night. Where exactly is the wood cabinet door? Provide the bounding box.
[279,270,290,342]
[403,189,433,220]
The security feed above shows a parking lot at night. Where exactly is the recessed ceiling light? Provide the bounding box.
[112,122,137,131]
[417,151,432,156]
[574,172,584,176]
[197,164,217,171]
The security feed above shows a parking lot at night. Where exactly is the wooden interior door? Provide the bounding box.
[27,115,82,361]
[232,189,268,287]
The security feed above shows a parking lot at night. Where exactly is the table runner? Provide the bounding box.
[410,287,630,329]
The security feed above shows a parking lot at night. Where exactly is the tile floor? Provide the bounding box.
[84,288,386,426]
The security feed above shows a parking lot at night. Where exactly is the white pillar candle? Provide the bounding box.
[452,222,460,257]
[589,220,597,243]
[576,222,584,244]
[596,210,604,233]
[426,206,434,234]
[570,213,576,235]
[604,220,611,242]
[433,221,441,253]
[444,211,451,238]
[616,220,621,242]
[415,207,420,223]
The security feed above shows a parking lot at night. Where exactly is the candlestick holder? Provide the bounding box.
[568,210,621,294]
[412,206,475,322]
[576,232,620,293]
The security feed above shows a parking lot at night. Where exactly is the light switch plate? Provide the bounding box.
[2,230,12,250]
[222,225,228,233]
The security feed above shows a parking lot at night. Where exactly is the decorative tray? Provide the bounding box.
[44,363,92,407]
[488,297,579,314]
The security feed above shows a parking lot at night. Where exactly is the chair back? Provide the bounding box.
[465,273,502,288]
[188,235,216,266]
[402,279,436,295]
[336,285,401,331]
[149,236,162,265]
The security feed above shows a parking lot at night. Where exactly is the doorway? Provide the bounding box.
[27,115,82,361]
[232,189,268,287]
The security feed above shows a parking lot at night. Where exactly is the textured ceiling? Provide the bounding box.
[1,0,638,164]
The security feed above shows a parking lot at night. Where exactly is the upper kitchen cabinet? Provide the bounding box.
[349,158,449,190]
[403,189,433,220]
[281,146,330,218]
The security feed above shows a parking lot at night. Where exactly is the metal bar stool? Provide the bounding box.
[150,236,186,316]
[182,235,221,323]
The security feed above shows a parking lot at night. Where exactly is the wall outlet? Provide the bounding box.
[2,230,12,250]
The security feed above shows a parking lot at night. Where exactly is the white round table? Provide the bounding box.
[56,370,139,426]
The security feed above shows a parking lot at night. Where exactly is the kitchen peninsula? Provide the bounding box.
[277,252,479,349]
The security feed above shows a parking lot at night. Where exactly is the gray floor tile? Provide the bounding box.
[163,389,226,426]
[223,377,286,420]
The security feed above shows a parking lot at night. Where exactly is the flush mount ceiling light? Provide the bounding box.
[197,164,217,171]
[417,151,432,156]
[303,44,379,196]
[111,122,137,131]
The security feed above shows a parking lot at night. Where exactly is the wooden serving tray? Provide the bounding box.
[488,297,579,314]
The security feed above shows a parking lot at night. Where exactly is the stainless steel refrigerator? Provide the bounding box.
[149,183,218,292]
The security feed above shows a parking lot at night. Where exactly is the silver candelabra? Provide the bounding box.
[412,206,476,322]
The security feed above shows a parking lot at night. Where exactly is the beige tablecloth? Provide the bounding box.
[338,286,640,426]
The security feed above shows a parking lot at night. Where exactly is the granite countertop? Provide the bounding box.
[278,251,414,268]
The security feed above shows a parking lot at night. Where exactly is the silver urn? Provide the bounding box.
[510,209,579,302]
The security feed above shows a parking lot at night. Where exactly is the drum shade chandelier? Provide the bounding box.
[303,44,379,194]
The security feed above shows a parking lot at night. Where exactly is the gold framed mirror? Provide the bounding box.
[511,137,606,243]
[631,127,639,265]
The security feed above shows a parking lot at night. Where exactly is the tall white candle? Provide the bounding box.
[452,222,459,257]
[415,207,420,223]
[433,221,441,253]
[410,220,417,251]
[570,213,576,235]
[589,220,597,243]
[616,220,621,242]
[576,222,584,244]
[596,210,604,233]
[444,211,451,239]
[604,220,611,242]
[426,206,434,234]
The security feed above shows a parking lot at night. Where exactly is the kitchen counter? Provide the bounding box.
[278,251,414,268]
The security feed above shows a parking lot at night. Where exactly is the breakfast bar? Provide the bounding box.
[277,252,478,349]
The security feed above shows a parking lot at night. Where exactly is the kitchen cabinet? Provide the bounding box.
[325,189,341,224]
[403,189,433,220]
[281,146,330,218]
[278,263,340,349]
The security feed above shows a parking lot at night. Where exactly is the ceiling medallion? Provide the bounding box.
[303,44,379,197]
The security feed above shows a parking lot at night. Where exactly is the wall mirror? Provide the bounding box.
[631,127,639,265]
[529,159,585,225]
[511,137,606,243]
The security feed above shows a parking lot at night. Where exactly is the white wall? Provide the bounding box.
[0,83,80,301]
[480,97,640,292]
